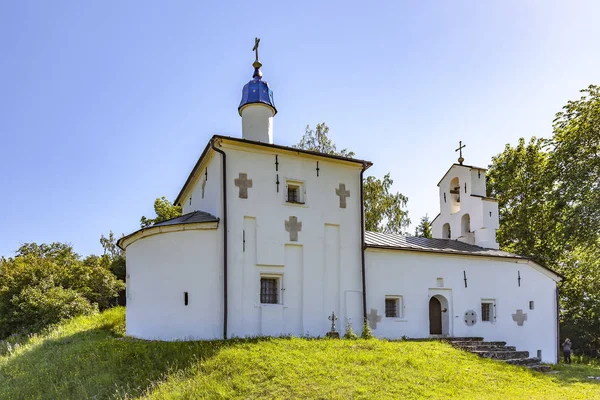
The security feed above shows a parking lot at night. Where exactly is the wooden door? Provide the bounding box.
[429,297,442,334]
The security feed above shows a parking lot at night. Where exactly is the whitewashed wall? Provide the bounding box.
[219,142,364,337]
[126,228,222,340]
[366,248,559,363]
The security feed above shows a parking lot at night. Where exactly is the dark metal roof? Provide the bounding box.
[152,210,219,227]
[364,231,563,279]
[116,211,219,250]
[365,231,526,259]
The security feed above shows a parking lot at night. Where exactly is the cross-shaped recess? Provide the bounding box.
[234,173,253,199]
[367,308,382,330]
[284,216,302,242]
[512,309,527,326]
[335,183,350,208]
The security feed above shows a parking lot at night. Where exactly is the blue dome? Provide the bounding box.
[238,67,277,116]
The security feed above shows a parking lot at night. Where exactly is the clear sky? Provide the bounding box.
[1,1,599,257]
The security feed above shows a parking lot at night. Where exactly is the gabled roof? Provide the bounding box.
[437,163,488,187]
[364,231,562,280]
[174,135,373,205]
[117,211,219,250]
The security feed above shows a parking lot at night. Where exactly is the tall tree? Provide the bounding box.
[486,137,562,265]
[294,123,355,158]
[140,196,182,228]
[414,215,433,238]
[295,123,410,234]
[550,84,600,247]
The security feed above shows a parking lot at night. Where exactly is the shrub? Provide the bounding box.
[361,320,373,339]
[0,243,124,338]
[344,319,358,340]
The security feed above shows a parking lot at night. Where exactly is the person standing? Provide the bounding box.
[562,338,572,364]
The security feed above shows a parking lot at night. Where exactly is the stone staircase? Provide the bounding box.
[444,337,551,372]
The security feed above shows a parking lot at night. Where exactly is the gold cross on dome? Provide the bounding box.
[455,141,466,165]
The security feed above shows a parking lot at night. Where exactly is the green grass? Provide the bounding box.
[0,308,599,399]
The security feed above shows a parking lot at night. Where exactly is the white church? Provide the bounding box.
[118,42,562,363]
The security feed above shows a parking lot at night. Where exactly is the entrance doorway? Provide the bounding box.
[428,292,451,336]
[429,297,442,334]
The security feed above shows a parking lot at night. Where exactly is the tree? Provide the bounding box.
[486,137,562,266]
[363,174,410,234]
[99,231,126,282]
[0,242,124,338]
[295,123,410,234]
[414,215,432,238]
[294,123,355,158]
[550,84,600,247]
[486,86,600,354]
[140,196,182,228]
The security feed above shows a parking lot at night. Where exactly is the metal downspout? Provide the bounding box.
[211,139,228,339]
[360,163,368,323]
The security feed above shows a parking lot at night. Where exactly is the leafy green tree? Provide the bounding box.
[99,231,126,282]
[414,215,433,238]
[0,243,125,338]
[140,196,182,228]
[487,86,600,354]
[486,137,562,266]
[550,84,600,247]
[294,123,355,158]
[558,244,600,354]
[363,174,410,234]
[295,123,410,234]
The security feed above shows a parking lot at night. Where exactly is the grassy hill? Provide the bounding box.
[0,308,599,399]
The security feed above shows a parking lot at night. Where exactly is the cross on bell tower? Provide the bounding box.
[455,141,466,165]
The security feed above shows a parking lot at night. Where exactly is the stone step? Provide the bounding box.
[528,364,551,372]
[473,350,529,360]
[451,341,507,347]
[505,357,541,366]
[444,337,484,342]
[459,345,517,352]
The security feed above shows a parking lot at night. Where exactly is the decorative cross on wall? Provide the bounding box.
[234,173,253,199]
[335,183,350,208]
[284,216,302,242]
[512,309,528,326]
[367,308,382,330]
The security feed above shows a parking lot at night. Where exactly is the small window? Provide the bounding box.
[260,276,280,304]
[481,299,495,322]
[436,277,444,287]
[529,301,535,310]
[286,180,305,204]
[385,296,403,318]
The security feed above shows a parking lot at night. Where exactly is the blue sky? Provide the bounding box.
[1,1,599,257]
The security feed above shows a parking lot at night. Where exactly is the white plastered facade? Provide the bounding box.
[121,139,560,363]
[365,249,559,363]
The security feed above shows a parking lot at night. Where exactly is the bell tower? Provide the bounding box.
[431,143,499,249]
[238,37,277,144]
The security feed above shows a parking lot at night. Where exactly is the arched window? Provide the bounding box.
[461,214,471,236]
[442,223,451,239]
[449,177,460,213]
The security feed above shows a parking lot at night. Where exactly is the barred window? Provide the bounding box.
[385,298,398,317]
[287,185,300,203]
[260,277,279,304]
[481,301,495,322]
[285,180,305,204]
